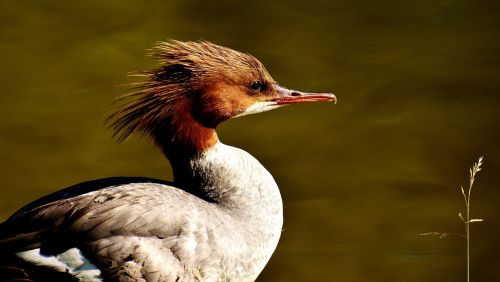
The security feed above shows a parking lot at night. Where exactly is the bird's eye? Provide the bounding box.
[250,81,262,91]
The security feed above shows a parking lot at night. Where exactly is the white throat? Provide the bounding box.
[234,101,282,118]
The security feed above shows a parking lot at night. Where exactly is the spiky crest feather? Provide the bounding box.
[107,40,273,145]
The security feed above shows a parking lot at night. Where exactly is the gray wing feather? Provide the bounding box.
[0,178,209,254]
[0,178,234,281]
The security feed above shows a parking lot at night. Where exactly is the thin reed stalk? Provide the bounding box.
[420,156,484,282]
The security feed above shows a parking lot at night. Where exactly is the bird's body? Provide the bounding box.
[0,41,335,281]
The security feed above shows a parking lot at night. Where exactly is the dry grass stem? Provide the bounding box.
[419,156,484,282]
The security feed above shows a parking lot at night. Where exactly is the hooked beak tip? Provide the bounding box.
[331,94,337,104]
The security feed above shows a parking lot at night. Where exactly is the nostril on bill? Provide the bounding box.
[290,92,301,97]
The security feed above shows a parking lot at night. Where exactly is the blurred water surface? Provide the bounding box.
[1,1,499,281]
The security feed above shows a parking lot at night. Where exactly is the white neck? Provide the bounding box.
[181,142,282,214]
[174,142,283,276]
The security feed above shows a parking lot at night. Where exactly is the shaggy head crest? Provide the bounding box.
[108,40,274,142]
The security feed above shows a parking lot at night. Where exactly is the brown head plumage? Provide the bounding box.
[108,40,275,143]
[108,40,335,153]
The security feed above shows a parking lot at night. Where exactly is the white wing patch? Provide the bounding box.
[17,248,102,282]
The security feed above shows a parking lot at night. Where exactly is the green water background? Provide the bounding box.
[1,1,499,281]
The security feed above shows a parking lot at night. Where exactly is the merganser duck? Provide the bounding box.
[0,40,336,282]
